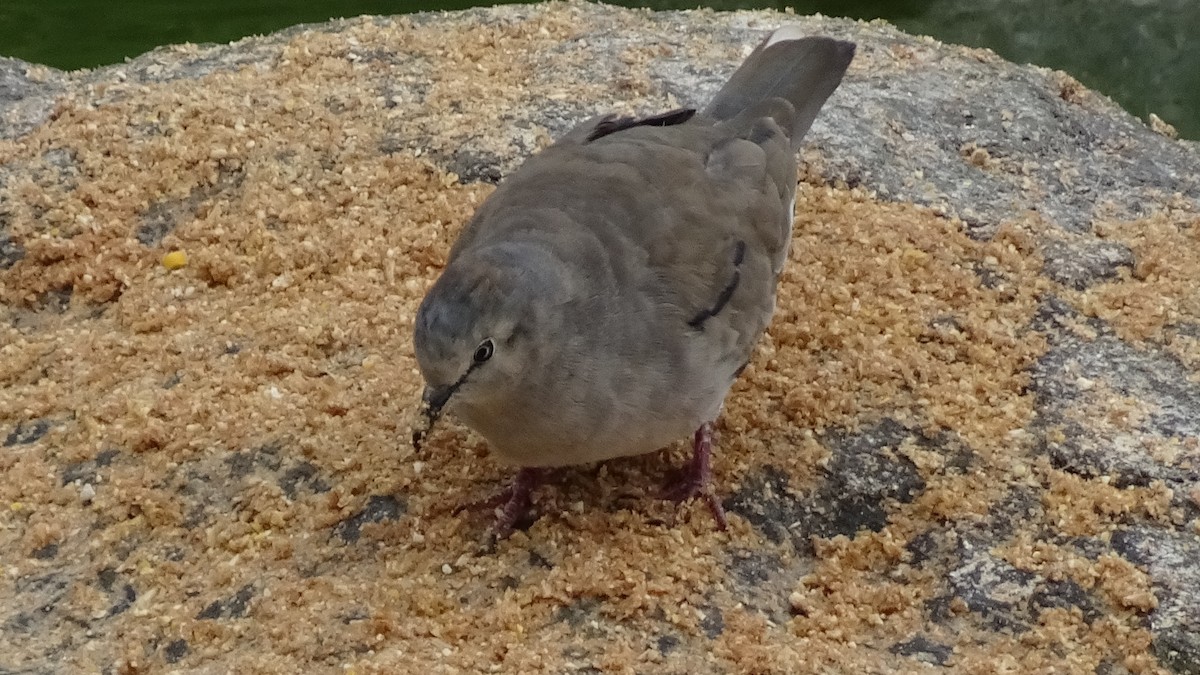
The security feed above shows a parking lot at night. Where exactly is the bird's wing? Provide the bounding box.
[451,110,796,370]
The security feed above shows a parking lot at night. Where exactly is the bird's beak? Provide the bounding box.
[411,384,455,451]
[423,384,455,418]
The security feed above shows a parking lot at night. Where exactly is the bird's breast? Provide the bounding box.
[455,329,736,467]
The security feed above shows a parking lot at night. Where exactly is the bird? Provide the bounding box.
[412,28,855,538]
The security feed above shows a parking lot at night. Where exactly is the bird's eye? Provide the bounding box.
[473,338,495,364]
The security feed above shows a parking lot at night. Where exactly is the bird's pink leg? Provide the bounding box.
[662,422,729,529]
[455,467,544,539]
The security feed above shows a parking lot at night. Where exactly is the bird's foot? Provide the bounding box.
[661,422,728,530]
[455,467,544,541]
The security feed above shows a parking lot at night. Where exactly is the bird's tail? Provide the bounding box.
[703,28,855,149]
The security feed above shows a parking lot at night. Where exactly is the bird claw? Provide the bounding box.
[454,430,730,540]
[452,487,515,516]
[660,422,729,530]
[661,476,730,530]
[455,467,542,541]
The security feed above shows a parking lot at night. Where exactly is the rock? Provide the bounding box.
[1113,528,1200,674]
[332,494,407,543]
[195,584,255,620]
[0,2,1197,673]
[0,58,66,140]
[1041,239,1136,290]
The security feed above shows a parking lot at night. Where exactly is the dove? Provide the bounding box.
[412,28,855,538]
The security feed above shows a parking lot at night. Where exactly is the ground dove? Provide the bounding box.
[412,28,855,538]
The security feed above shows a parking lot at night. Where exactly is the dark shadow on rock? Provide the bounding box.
[1112,526,1200,673]
[279,462,331,498]
[930,536,1109,638]
[333,495,406,543]
[1030,299,1200,492]
[136,165,244,246]
[906,527,954,566]
[527,550,553,570]
[656,634,680,655]
[937,545,1038,632]
[196,584,255,620]
[225,443,284,478]
[24,287,73,316]
[890,635,953,666]
[728,549,779,587]
[814,419,928,538]
[4,573,69,635]
[0,233,24,269]
[30,544,58,560]
[552,598,601,630]
[1154,628,1200,675]
[724,465,804,548]
[725,419,927,554]
[446,148,504,184]
[700,605,724,639]
[4,419,53,446]
[61,448,120,485]
[164,638,189,664]
[107,584,137,618]
[721,548,803,626]
[982,485,1044,541]
[1028,579,1103,623]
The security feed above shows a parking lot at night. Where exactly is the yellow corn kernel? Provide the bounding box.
[161,250,188,270]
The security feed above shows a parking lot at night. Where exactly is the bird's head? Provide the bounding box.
[411,242,563,448]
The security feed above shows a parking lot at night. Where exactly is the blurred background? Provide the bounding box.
[1,0,1195,139]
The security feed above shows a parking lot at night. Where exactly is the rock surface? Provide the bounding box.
[1,2,1198,673]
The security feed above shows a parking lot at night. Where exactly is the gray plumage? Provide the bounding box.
[412,29,854,532]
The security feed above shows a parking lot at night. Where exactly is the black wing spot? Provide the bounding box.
[586,108,697,142]
[688,241,747,329]
[732,239,746,265]
[733,359,750,379]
